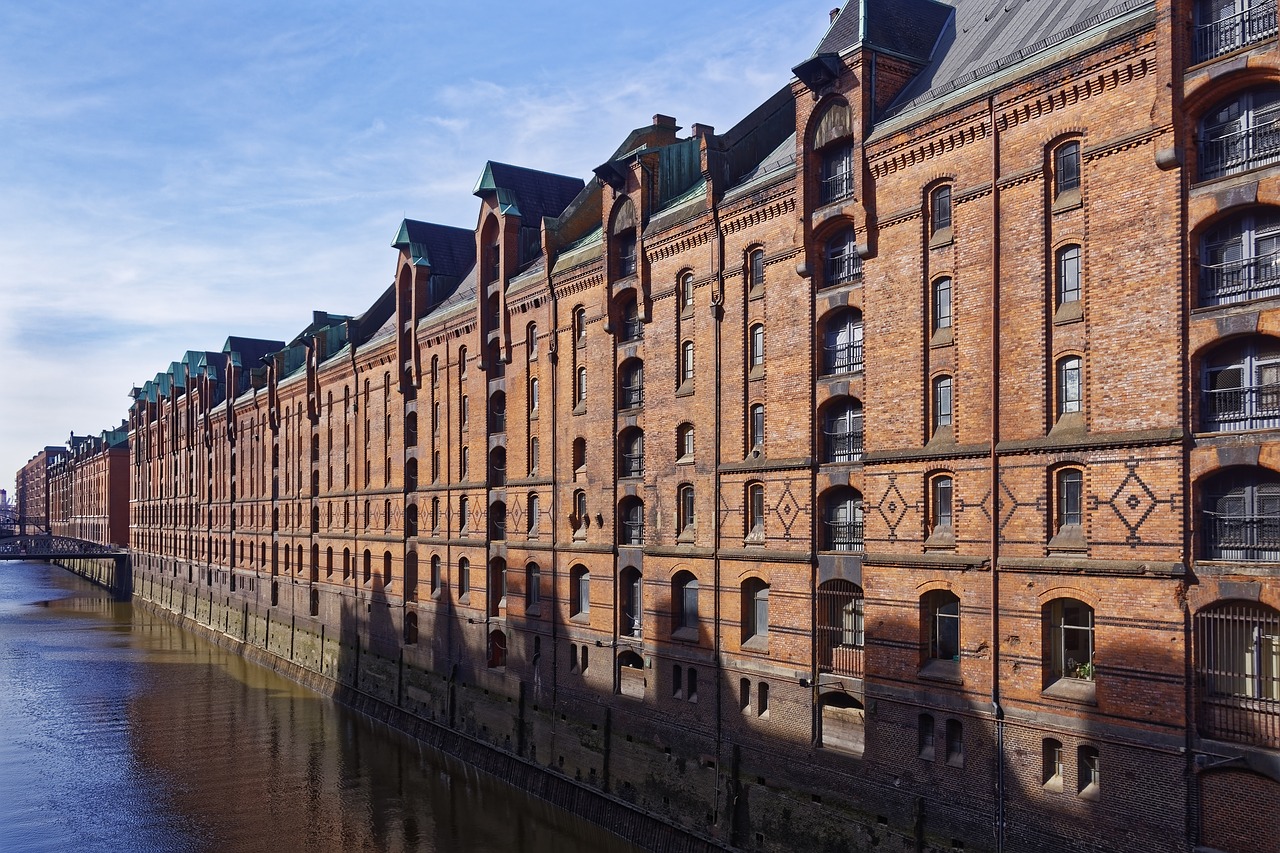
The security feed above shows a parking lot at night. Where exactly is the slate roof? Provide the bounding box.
[884,0,1152,116]
[813,0,953,62]
[473,162,585,224]
[392,219,476,274]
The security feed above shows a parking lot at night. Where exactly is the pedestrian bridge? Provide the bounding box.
[0,535,128,561]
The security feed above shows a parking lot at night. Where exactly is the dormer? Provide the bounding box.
[391,219,476,388]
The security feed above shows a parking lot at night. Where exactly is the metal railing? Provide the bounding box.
[825,253,863,287]
[620,519,644,545]
[620,316,644,341]
[821,170,854,204]
[1203,511,1280,560]
[1195,1,1277,62]
[1200,251,1280,304]
[824,520,864,552]
[620,384,644,409]
[824,428,864,462]
[1195,602,1280,749]
[1200,112,1280,179]
[823,341,864,375]
[1202,383,1280,430]
[620,452,644,478]
[816,582,864,678]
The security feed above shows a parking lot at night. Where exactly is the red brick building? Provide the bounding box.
[16,446,65,535]
[48,427,130,547]
[74,1,1280,850]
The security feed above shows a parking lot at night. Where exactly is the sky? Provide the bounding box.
[0,0,831,492]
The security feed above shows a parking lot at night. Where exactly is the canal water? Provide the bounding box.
[0,561,641,853]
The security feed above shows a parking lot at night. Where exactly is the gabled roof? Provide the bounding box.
[473,162,584,223]
[392,219,476,273]
[223,336,284,369]
[884,0,1151,117]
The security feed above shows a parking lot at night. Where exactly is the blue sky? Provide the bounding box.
[0,1,830,490]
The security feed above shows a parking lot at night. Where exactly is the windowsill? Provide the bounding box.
[459,593,470,605]
[676,455,694,465]
[1048,412,1085,439]
[743,531,766,547]
[919,658,961,683]
[1043,777,1063,794]
[681,308,695,320]
[927,425,954,448]
[742,635,769,654]
[924,527,955,551]
[946,753,965,769]
[672,626,699,643]
[1042,677,1097,705]
[1054,300,1083,325]
[529,411,538,420]
[525,604,541,617]
[676,528,697,544]
[748,286,765,301]
[1052,189,1082,214]
[573,404,585,416]
[918,748,935,762]
[675,384,694,398]
[930,326,953,348]
[1047,526,1087,554]
[1078,782,1099,802]
[929,228,953,249]
[748,366,765,382]
[570,613,590,625]
[572,530,586,542]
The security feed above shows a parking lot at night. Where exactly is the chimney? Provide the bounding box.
[653,114,677,128]
[691,123,715,139]
[830,8,840,23]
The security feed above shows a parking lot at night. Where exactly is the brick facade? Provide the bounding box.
[19,2,1280,851]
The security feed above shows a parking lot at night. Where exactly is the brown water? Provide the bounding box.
[0,561,642,853]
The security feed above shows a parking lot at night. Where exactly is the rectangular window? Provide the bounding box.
[932,477,954,530]
[1055,142,1081,197]
[1058,470,1083,529]
[1057,246,1081,305]
[933,277,952,330]
[931,185,952,234]
[933,377,953,429]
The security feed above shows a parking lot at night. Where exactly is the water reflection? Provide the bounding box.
[0,562,639,853]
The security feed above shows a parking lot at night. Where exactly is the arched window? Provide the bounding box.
[1053,141,1081,201]
[1194,600,1280,747]
[430,554,441,595]
[614,198,638,277]
[1203,468,1280,560]
[680,272,695,314]
[1056,468,1084,533]
[619,358,644,409]
[489,446,506,486]
[824,487,864,552]
[823,397,863,462]
[749,323,765,370]
[488,558,506,617]
[1053,246,1082,315]
[525,563,542,610]
[529,436,540,474]
[1200,209,1280,306]
[742,578,770,643]
[458,495,469,533]
[1077,746,1099,796]
[823,309,864,375]
[404,551,418,601]
[1199,88,1280,179]
[749,403,765,450]
[1045,598,1095,683]
[620,428,644,478]
[1057,356,1083,417]
[929,474,954,535]
[932,375,953,433]
[620,567,642,638]
[680,341,695,385]
[619,294,642,341]
[405,503,418,538]
[574,306,587,344]
[489,391,506,433]
[923,589,960,664]
[458,345,468,380]
[405,457,418,492]
[1201,336,1280,431]
[404,612,418,645]
[821,141,853,203]
[824,227,861,287]
[932,276,952,332]
[527,322,538,360]
[457,556,470,600]
[571,565,590,617]
[930,184,952,238]
[527,492,540,536]
[1042,739,1064,789]
[487,630,508,668]
[576,366,587,406]
[747,248,765,293]
[677,484,695,535]
[363,549,372,584]
[676,422,694,461]
[529,378,539,415]
[382,551,392,587]
[619,496,644,545]
[490,500,506,541]
[461,394,469,428]
[673,571,699,632]
[572,437,586,473]
[747,482,765,536]
[817,580,864,677]
[573,489,588,533]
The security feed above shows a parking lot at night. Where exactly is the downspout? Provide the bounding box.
[988,94,1006,853]
[709,186,727,831]
[548,266,562,711]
